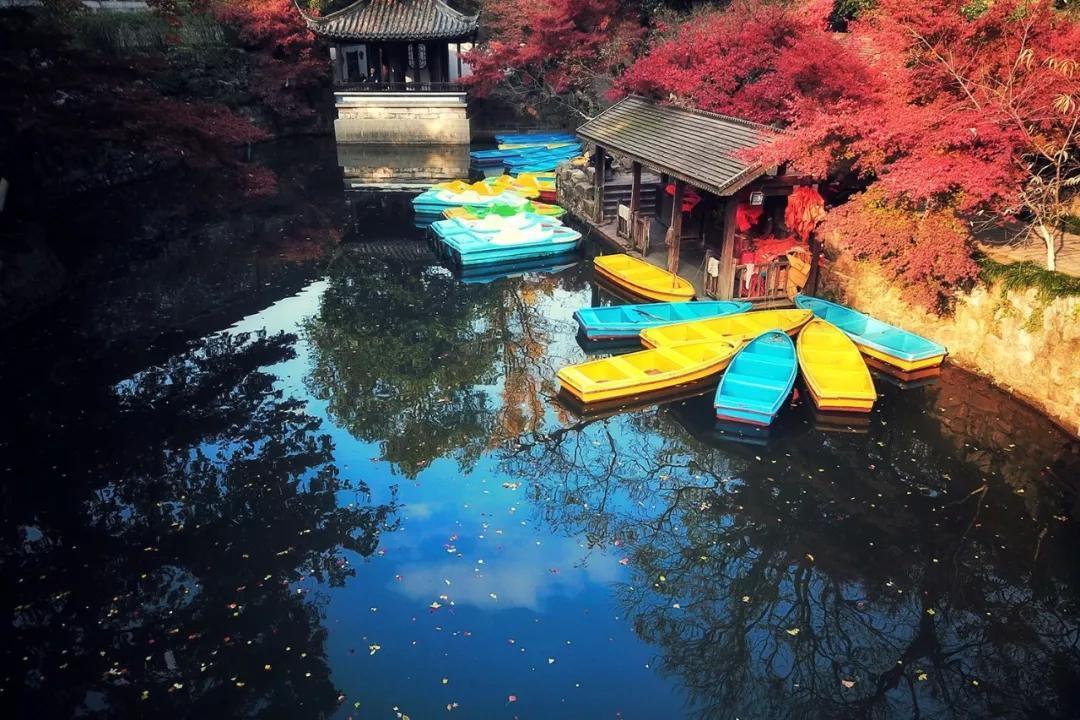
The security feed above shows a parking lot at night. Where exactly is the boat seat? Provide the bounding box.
[723,374,786,391]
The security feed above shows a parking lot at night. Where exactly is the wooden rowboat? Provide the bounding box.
[593,254,695,303]
[713,330,797,426]
[557,340,738,404]
[639,308,812,348]
[574,300,752,342]
[794,294,946,372]
[796,319,877,413]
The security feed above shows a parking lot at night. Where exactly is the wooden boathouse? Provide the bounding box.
[573,96,822,304]
[301,0,478,144]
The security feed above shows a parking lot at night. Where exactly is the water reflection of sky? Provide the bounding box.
[221,269,683,718]
[62,256,1080,719]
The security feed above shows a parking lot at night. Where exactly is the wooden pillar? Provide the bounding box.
[593,145,606,223]
[665,179,685,274]
[717,196,739,300]
[629,161,642,219]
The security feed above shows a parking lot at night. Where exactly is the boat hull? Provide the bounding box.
[557,340,737,404]
[639,309,812,348]
[593,254,695,303]
[713,330,797,427]
[574,300,752,342]
[794,294,947,372]
[796,318,877,414]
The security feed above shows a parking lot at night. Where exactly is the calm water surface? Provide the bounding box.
[3,141,1079,719]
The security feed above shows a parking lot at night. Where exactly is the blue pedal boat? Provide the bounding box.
[574,300,752,342]
[431,220,582,268]
[794,294,947,372]
[713,330,798,426]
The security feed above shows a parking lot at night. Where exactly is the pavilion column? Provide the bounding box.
[628,161,641,219]
[717,196,739,300]
[666,179,685,274]
[593,145,606,224]
[425,41,440,87]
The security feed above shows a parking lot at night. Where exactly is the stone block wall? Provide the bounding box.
[556,163,597,222]
[821,252,1080,436]
[334,93,470,145]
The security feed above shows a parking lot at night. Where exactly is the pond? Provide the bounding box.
[2,139,1079,719]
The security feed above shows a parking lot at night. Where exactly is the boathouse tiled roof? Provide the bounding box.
[304,0,478,42]
[576,96,781,196]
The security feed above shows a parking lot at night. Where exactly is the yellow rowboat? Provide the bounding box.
[796,319,876,413]
[593,254,695,303]
[639,309,812,348]
[557,340,739,404]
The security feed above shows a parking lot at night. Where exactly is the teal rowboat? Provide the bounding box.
[574,300,752,342]
[794,294,947,372]
[713,330,797,426]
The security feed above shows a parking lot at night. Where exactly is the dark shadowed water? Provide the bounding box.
[2,139,1079,720]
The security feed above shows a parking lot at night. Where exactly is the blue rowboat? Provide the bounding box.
[494,132,577,145]
[713,330,797,426]
[574,300,752,342]
[794,294,947,372]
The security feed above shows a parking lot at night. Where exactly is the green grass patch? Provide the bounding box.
[977,256,1080,303]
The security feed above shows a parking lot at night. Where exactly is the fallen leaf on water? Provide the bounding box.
[618,558,629,566]
[741,596,750,603]
[917,671,928,681]
[489,593,498,601]
[926,608,936,616]
[368,644,381,655]
[508,694,517,703]
[841,679,855,689]
[786,628,800,636]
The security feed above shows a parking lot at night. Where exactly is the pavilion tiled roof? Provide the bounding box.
[576,95,781,197]
[304,0,479,42]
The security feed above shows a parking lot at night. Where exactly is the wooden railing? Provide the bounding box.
[335,81,465,93]
[732,257,790,301]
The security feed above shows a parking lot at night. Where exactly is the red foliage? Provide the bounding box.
[213,0,326,121]
[617,0,1078,309]
[819,191,978,312]
[616,0,874,126]
[764,0,1080,214]
[465,0,645,116]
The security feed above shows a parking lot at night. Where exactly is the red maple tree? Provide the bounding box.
[465,0,646,120]
[616,0,873,126]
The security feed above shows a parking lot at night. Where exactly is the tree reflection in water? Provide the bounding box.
[304,253,568,477]
[1,331,398,718]
[505,389,1080,719]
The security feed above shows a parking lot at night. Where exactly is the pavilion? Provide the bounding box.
[300,0,479,143]
[575,96,820,304]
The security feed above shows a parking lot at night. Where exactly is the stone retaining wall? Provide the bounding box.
[821,252,1080,436]
[334,93,470,145]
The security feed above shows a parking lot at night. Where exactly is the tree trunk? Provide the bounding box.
[1036,224,1057,272]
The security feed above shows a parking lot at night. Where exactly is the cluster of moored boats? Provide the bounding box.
[560,254,948,427]
[412,134,589,270]
[406,132,947,429]
[469,132,583,175]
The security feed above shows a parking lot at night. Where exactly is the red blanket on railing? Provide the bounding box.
[736,235,808,265]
